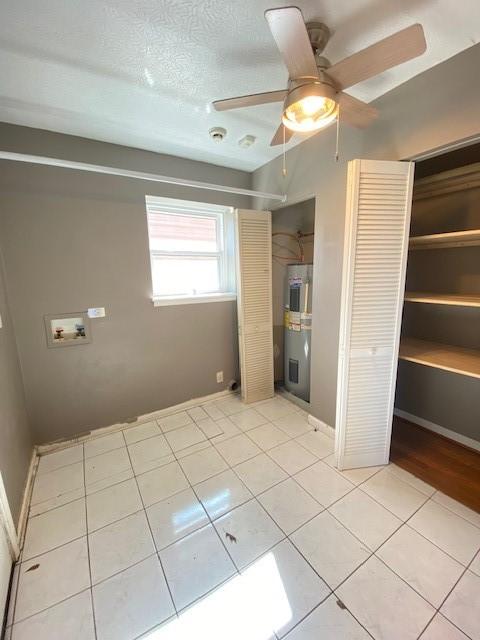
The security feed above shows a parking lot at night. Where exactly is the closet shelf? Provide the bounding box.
[413,162,480,200]
[409,229,480,250]
[399,338,480,379]
[404,292,480,307]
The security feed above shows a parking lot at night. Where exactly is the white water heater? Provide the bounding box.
[284,264,313,402]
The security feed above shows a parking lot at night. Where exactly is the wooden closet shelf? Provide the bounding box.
[399,337,480,378]
[413,162,480,200]
[409,229,480,250]
[404,292,480,307]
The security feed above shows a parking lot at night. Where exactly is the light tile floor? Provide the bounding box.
[5,394,480,640]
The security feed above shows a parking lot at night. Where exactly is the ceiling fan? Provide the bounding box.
[213,6,427,146]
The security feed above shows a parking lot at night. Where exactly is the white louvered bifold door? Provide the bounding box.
[335,159,414,469]
[235,209,274,404]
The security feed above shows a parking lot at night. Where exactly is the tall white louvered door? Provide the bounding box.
[235,209,274,404]
[335,160,414,469]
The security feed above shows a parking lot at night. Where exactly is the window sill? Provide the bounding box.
[152,293,237,307]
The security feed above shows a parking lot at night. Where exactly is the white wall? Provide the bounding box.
[253,44,480,427]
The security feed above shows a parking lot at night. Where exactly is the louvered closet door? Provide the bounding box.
[235,209,274,403]
[335,160,414,469]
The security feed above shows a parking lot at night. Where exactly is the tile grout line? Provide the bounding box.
[18,452,471,635]
[415,559,476,640]
[144,405,288,634]
[37,405,457,537]
[16,397,479,640]
[128,567,259,640]
[10,452,95,630]
[11,587,94,628]
[19,531,90,567]
[36,395,479,528]
[400,488,478,566]
[224,407,378,639]
[35,392,238,457]
[28,485,86,519]
[21,427,437,546]
[166,411,313,639]
[169,432,243,581]
[82,442,99,640]
[132,614,178,640]
[276,457,454,638]
[428,491,480,529]
[280,592,376,640]
[29,415,347,519]
[34,448,84,478]
[320,486,462,640]
[120,430,179,620]
[330,486,433,593]
[418,612,474,640]
[206,421,353,637]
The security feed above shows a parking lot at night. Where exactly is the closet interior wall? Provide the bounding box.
[395,145,480,444]
[271,199,315,383]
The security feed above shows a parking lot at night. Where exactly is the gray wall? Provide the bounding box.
[253,43,480,430]
[0,124,251,443]
[395,362,479,441]
[0,244,32,523]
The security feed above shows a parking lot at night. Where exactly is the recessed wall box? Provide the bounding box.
[44,312,92,348]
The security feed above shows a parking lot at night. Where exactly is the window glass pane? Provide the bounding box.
[152,256,220,296]
[148,212,218,252]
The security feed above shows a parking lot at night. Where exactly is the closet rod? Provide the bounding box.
[0,151,287,203]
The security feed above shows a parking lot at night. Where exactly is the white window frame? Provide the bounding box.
[145,195,236,306]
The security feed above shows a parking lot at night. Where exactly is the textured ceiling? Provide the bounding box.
[0,0,479,171]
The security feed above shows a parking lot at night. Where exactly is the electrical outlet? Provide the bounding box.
[216,371,224,383]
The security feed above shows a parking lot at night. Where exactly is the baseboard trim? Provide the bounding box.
[277,388,310,412]
[0,473,20,560]
[16,448,39,549]
[394,408,480,453]
[308,414,335,440]
[36,389,236,455]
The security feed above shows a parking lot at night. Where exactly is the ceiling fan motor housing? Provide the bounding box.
[306,21,331,54]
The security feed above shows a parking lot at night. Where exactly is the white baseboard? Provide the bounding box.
[277,388,310,412]
[16,448,39,549]
[0,473,20,560]
[37,389,236,455]
[394,408,480,452]
[308,414,335,440]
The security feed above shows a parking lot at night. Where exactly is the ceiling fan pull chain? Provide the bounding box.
[282,125,287,177]
[335,105,340,163]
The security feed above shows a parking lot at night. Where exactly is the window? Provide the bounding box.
[145,196,236,305]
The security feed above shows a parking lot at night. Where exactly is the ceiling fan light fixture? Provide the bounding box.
[282,80,337,132]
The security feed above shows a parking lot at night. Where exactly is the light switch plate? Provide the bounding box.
[88,307,106,318]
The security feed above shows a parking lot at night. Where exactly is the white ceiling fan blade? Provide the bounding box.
[270,123,294,146]
[338,92,378,128]
[213,90,287,111]
[328,24,427,91]
[265,7,319,80]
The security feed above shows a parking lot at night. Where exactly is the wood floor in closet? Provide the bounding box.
[391,416,480,513]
